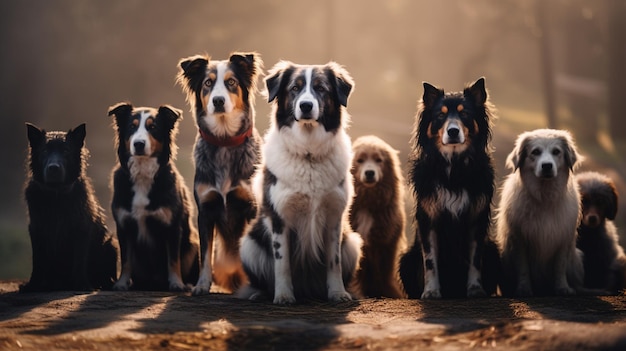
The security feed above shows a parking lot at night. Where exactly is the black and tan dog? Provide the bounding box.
[399,78,499,299]
[22,123,119,292]
[177,52,262,295]
[108,102,199,291]
[576,171,626,294]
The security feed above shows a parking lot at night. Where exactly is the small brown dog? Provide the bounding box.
[350,135,406,298]
[576,171,626,294]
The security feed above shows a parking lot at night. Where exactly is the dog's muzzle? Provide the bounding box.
[442,119,465,145]
[539,162,555,178]
[44,156,65,184]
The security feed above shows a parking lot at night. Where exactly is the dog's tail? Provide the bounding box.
[398,242,424,299]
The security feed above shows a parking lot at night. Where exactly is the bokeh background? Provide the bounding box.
[1,0,625,279]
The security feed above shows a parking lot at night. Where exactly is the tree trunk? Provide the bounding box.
[607,0,626,139]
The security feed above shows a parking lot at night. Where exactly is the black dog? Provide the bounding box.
[21,123,119,292]
[399,77,499,299]
[108,103,200,291]
[576,171,626,294]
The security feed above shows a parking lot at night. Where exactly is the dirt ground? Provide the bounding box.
[1,281,625,350]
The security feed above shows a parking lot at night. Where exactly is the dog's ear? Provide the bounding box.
[266,61,294,103]
[561,133,583,171]
[67,123,86,149]
[230,52,262,88]
[178,55,209,76]
[506,134,528,171]
[326,62,354,107]
[465,77,487,106]
[108,102,133,120]
[158,105,183,127]
[176,55,209,93]
[422,82,443,110]
[607,180,619,220]
[26,123,46,148]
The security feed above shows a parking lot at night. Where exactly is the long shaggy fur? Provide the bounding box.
[496,129,584,296]
[576,171,626,294]
[177,52,263,295]
[399,77,499,299]
[108,102,199,291]
[350,135,406,298]
[239,61,362,304]
[21,123,119,292]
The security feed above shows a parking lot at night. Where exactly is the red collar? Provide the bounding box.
[199,127,253,147]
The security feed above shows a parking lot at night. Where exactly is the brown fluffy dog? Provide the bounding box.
[350,135,406,298]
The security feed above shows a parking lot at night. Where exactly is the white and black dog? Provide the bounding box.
[177,53,262,295]
[239,61,362,304]
[108,103,200,291]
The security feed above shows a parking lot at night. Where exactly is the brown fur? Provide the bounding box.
[350,135,406,298]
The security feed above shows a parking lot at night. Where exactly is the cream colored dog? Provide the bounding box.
[496,129,584,296]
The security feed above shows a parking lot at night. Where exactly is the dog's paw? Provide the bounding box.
[191,284,211,296]
[467,284,487,298]
[169,281,188,292]
[273,292,296,305]
[112,280,131,291]
[515,283,533,297]
[421,289,442,299]
[555,285,576,296]
[328,290,353,303]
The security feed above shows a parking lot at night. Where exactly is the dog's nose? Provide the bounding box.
[213,96,225,108]
[45,163,63,183]
[447,127,460,138]
[541,163,553,171]
[134,140,146,154]
[587,214,600,226]
[365,170,375,181]
[300,101,313,114]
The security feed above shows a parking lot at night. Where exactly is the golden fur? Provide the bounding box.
[350,135,406,298]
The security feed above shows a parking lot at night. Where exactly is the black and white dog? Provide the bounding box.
[108,103,199,291]
[177,52,262,295]
[399,78,499,299]
[239,61,362,304]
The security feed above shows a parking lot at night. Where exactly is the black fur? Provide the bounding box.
[576,171,626,294]
[399,77,499,299]
[108,102,199,291]
[21,123,119,292]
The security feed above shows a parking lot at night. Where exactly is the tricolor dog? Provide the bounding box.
[108,103,199,291]
[177,52,262,295]
[238,61,362,304]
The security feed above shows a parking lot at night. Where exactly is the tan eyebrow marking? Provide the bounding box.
[457,104,464,112]
[441,106,448,114]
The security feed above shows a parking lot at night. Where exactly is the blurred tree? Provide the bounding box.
[607,0,626,140]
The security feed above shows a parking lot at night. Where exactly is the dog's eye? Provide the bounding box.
[314,85,325,93]
[147,123,156,130]
[375,158,383,163]
[204,79,213,88]
[226,78,237,87]
[552,149,561,156]
[291,85,301,92]
[356,158,364,164]
[531,148,541,156]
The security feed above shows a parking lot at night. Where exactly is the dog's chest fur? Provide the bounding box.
[263,128,351,233]
[116,157,172,243]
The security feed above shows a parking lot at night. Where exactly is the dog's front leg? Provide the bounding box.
[166,225,186,292]
[513,238,533,297]
[192,184,222,296]
[466,238,487,297]
[71,227,92,291]
[421,228,442,299]
[326,224,352,302]
[113,224,134,291]
[554,241,576,295]
[273,226,295,305]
